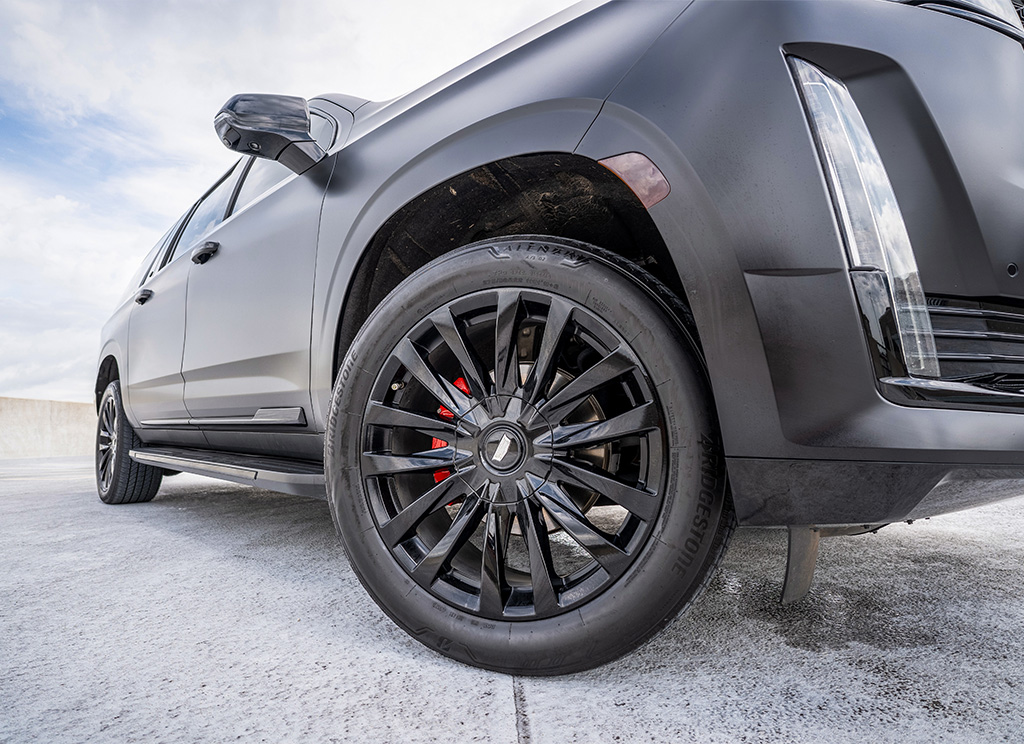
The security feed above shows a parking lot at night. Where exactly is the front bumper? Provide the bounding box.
[695,1,1024,524]
[581,0,1024,526]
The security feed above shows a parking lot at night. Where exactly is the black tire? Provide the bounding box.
[326,236,734,675]
[95,380,163,504]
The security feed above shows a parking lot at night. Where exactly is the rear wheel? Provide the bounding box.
[327,236,733,674]
[95,380,162,504]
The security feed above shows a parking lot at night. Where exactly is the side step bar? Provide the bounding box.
[129,446,326,499]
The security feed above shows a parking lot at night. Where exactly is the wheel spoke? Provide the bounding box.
[546,458,660,522]
[494,289,523,396]
[379,472,475,547]
[411,493,486,585]
[394,338,473,417]
[533,481,629,573]
[530,347,637,426]
[362,446,469,477]
[516,497,559,615]
[522,297,573,406]
[478,502,513,616]
[493,479,521,506]
[364,402,463,440]
[97,396,118,492]
[539,402,660,451]
[431,307,492,405]
[100,401,114,435]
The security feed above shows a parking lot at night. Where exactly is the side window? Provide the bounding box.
[144,213,187,283]
[169,161,243,263]
[230,112,336,216]
[122,225,172,299]
[232,158,291,216]
[121,210,190,300]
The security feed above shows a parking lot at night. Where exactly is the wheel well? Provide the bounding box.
[334,153,688,373]
[95,356,119,412]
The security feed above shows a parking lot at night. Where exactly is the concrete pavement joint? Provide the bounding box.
[512,676,531,744]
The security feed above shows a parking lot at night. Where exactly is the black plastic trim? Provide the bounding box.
[729,455,1024,526]
[930,305,1024,323]
[880,375,1024,411]
[938,352,1024,365]
[933,329,1024,343]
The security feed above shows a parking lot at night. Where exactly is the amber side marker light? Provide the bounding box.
[599,152,671,208]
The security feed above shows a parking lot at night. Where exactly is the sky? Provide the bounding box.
[0,0,579,403]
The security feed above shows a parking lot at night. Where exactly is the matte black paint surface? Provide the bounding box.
[99,0,1024,527]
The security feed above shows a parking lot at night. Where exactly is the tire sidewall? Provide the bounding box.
[327,237,728,673]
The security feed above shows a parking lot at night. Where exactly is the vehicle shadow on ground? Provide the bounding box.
[147,477,1006,662]
[146,476,350,572]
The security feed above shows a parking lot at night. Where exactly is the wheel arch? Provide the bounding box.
[95,352,120,413]
[330,151,693,383]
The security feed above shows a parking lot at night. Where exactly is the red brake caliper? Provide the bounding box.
[432,377,471,483]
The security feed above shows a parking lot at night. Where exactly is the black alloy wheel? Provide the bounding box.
[328,237,734,674]
[360,288,666,620]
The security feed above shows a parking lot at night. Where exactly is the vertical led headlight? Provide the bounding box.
[789,57,940,379]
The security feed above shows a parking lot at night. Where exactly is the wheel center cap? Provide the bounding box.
[480,425,527,474]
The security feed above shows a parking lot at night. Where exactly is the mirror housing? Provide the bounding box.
[214,94,326,174]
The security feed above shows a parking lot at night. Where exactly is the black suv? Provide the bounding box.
[96,0,1024,674]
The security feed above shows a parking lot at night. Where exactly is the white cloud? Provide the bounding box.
[0,172,156,402]
[0,0,579,403]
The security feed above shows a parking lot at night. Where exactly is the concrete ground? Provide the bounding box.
[2,458,1023,743]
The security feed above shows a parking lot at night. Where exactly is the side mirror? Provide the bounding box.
[214,94,326,175]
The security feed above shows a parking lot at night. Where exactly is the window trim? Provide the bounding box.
[155,201,201,273]
[224,157,258,221]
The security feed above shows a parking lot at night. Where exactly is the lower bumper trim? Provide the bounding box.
[728,456,1024,526]
[881,376,1024,412]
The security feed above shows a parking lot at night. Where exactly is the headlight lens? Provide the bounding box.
[789,56,941,379]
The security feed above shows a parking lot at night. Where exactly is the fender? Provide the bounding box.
[575,100,791,463]
[95,339,126,419]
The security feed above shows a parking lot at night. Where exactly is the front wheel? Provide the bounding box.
[327,237,733,674]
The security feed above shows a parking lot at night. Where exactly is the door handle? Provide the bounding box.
[191,241,220,265]
[134,289,154,305]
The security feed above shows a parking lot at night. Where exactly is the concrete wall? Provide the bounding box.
[0,397,95,460]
